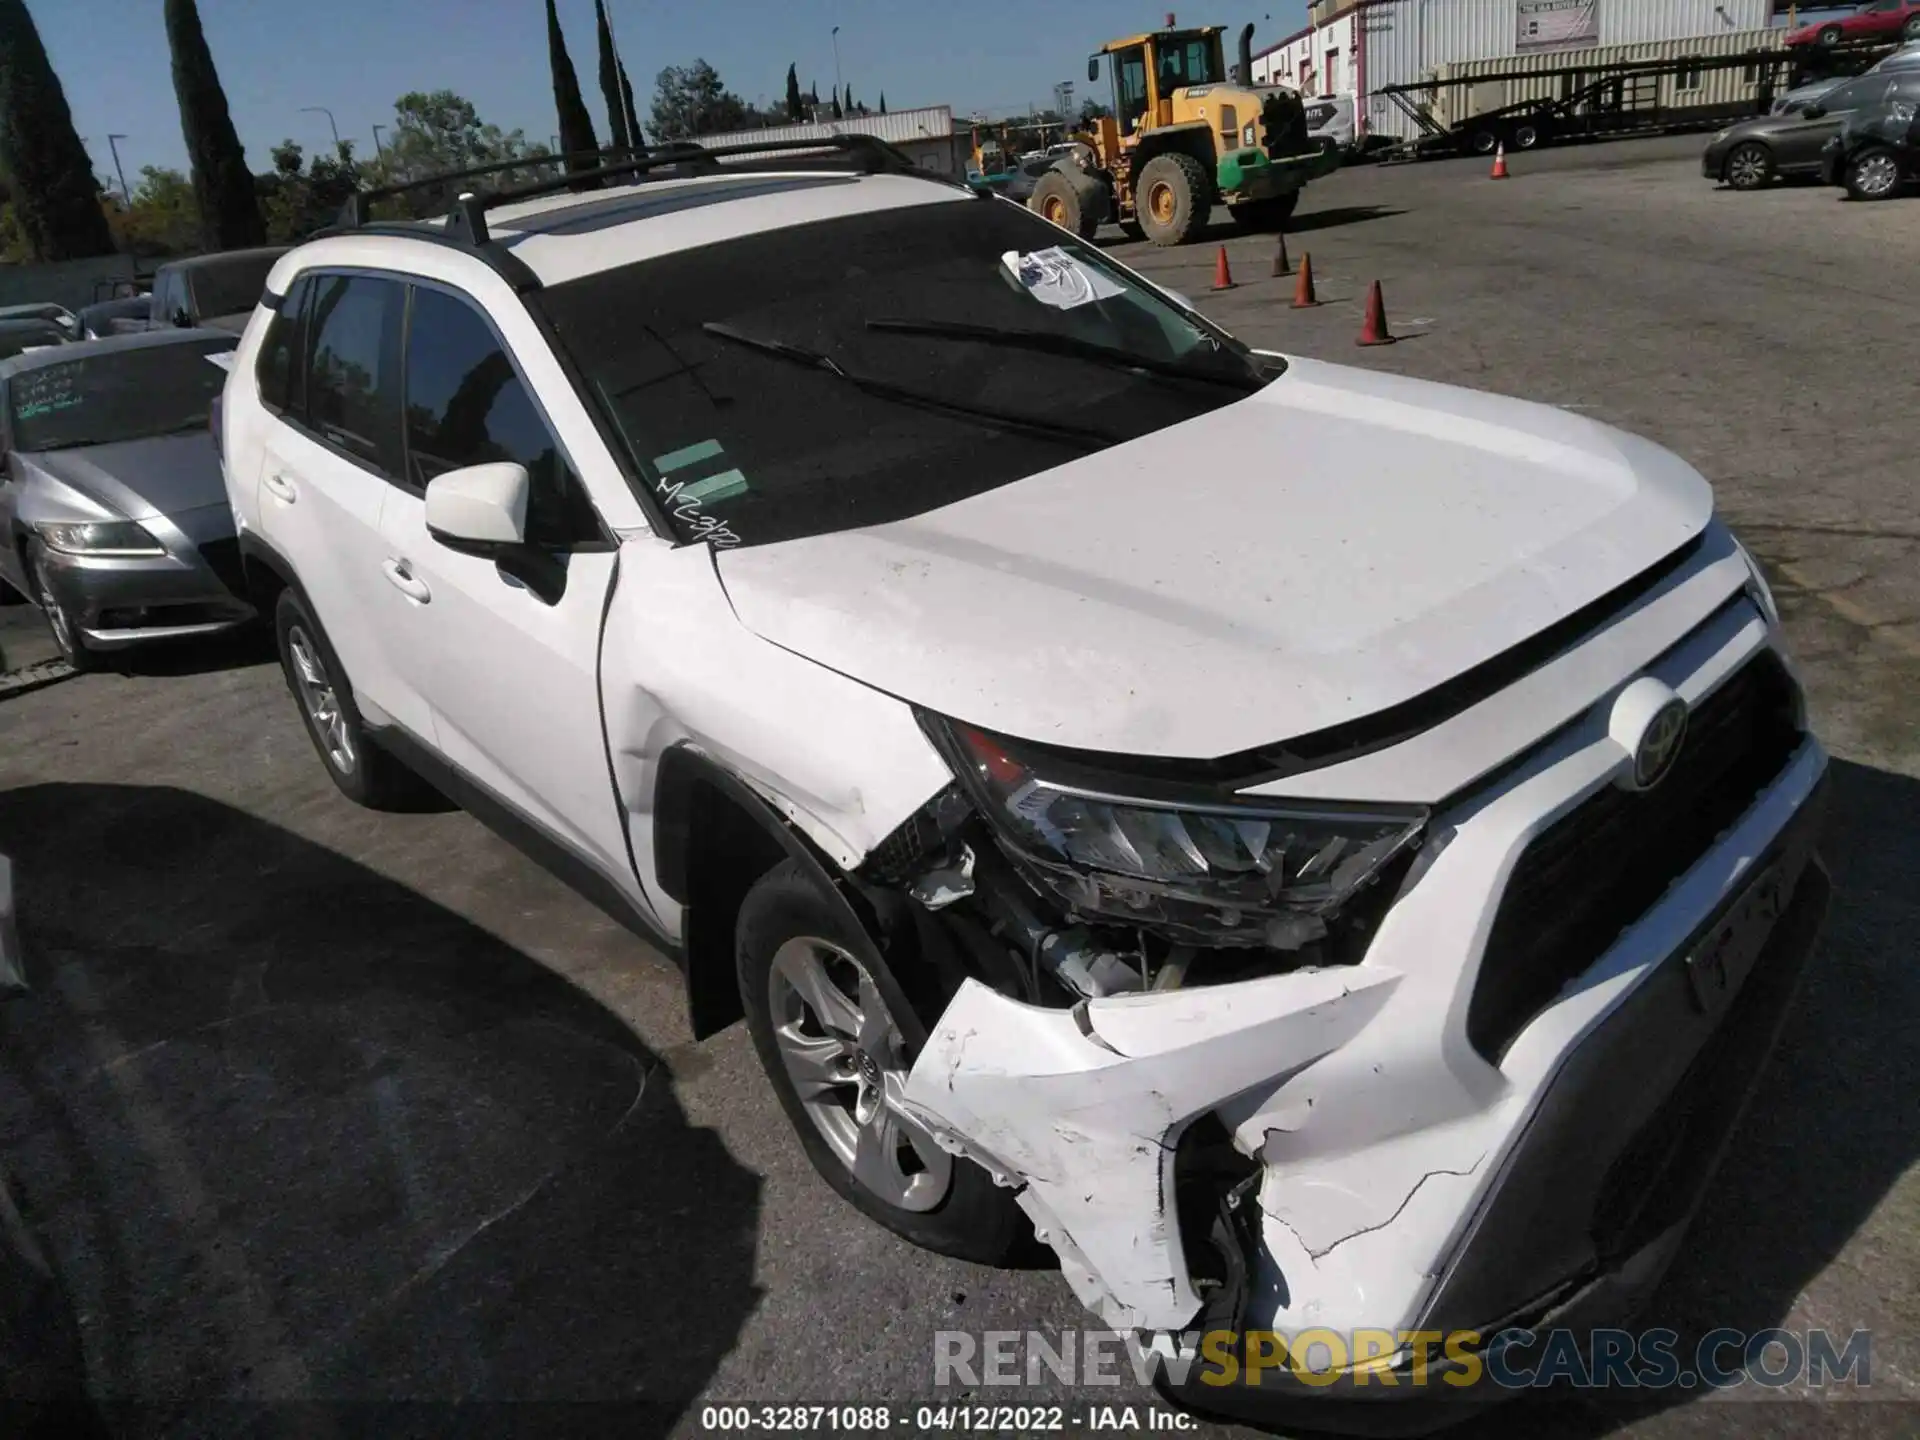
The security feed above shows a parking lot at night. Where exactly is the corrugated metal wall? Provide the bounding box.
[1357,0,1774,138]
[702,105,964,173]
[1435,28,1778,127]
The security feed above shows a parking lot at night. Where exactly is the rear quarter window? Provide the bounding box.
[254,274,314,416]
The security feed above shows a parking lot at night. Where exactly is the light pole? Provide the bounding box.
[832,25,842,101]
[301,106,340,151]
[371,124,386,156]
[105,134,132,206]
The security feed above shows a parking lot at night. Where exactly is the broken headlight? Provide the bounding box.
[922,715,1426,949]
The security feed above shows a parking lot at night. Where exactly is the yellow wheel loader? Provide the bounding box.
[1027,20,1341,247]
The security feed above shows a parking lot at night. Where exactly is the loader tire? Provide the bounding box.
[1136,151,1212,246]
[1029,170,1100,238]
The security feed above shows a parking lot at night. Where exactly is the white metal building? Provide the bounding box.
[693,105,965,174]
[1254,0,1776,140]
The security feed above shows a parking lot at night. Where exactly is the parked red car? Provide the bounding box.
[1789,0,1920,47]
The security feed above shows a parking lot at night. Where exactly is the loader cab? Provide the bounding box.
[1092,28,1228,136]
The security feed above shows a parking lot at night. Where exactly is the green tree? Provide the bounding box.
[259,137,364,243]
[649,60,747,140]
[545,0,599,177]
[1077,97,1112,126]
[619,59,647,152]
[785,63,803,120]
[809,81,820,106]
[0,0,114,259]
[593,0,631,154]
[829,88,843,120]
[879,93,887,114]
[846,84,856,115]
[110,165,200,257]
[364,90,547,213]
[164,0,265,249]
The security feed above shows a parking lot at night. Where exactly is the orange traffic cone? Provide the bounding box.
[1491,142,1510,180]
[1271,233,1292,277]
[1291,252,1319,308]
[1357,280,1395,346]
[1212,245,1236,291]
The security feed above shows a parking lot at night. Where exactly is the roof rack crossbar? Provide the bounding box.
[336,146,629,228]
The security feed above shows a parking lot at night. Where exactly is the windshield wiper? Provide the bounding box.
[700,321,1118,449]
[865,318,1265,391]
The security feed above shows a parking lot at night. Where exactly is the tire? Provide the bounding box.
[25,542,93,672]
[1907,14,1920,39]
[1513,121,1543,150]
[1844,146,1902,200]
[1134,151,1212,246]
[1227,191,1300,232]
[1028,171,1099,238]
[1725,141,1774,191]
[1469,128,1499,156]
[1817,24,1843,45]
[736,859,1027,1265]
[273,588,439,810]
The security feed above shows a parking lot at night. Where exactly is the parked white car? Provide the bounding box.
[219,137,1829,1429]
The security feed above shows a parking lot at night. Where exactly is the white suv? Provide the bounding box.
[221,139,1829,1427]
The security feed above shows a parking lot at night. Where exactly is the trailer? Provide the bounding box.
[1374,35,1905,161]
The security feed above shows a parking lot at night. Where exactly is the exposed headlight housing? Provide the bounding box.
[922,714,1427,949]
[1734,536,1780,629]
[38,520,165,558]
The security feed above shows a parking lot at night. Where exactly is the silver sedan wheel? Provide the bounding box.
[767,936,953,1213]
[1854,153,1900,198]
[286,624,356,774]
[29,556,80,664]
[1727,147,1770,190]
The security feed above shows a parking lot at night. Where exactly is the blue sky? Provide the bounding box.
[41,0,1316,182]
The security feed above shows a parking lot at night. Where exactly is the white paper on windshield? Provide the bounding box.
[204,351,236,372]
[1001,247,1125,310]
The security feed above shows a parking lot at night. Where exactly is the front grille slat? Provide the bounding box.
[1466,655,1804,1063]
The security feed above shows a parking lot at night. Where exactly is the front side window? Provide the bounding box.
[402,286,599,547]
[255,274,314,416]
[536,198,1269,551]
[305,273,404,473]
[8,337,236,452]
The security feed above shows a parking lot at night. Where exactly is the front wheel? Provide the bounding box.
[26,542,93,672]
[1469,128,1499,156]
[1227,192,1299,232]
[1845,146,1902,200]
[1817,24,1843,45]
[1725,141,1774,191]
[1906,13,1920,38]
[736,860,1027,1264]
[1028,171,1100,239]
[1134,151,1212,246]
[1513,121,1543,150]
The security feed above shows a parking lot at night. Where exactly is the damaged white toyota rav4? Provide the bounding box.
[221,138,1828,1428]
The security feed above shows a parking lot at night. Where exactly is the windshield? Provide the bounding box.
[0,326,65,362]
[9,338,236,451]
[188,253,281,319]
[535,195,1269,549]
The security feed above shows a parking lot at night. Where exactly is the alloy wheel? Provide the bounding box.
[1854,153,1900,198]
[30,558,80,666]
[767,936,953,1213]
[286,624,356,773]
[1728,146,1770,189]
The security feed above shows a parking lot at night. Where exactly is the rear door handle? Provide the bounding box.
[262,472,297,503]
[381,558,431,604]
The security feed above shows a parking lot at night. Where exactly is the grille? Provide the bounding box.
[1466,653,1804,1064]
[197,537,247,598]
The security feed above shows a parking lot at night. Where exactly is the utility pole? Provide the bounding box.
[371,124,386,156]
[105,134,132,206]
[832,25,843,99]
[301,106,341,150]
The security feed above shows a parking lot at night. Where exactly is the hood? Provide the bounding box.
[714,357,1711,761]
[20,433,224,522]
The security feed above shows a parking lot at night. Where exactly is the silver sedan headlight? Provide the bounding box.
[38,520,166,558]
[923,715,1427,949]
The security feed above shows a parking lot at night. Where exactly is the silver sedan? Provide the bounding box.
[0,329,254,669]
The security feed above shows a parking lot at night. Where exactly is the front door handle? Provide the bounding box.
[261,472,297,504]
[381,558,432,604]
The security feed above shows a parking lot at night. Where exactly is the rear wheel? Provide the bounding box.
[1469,128,1500,156]
[1907,14,1920,39]
[1513,121,1543,150]
[1817,24,1843,44]
[26,542,92,672]
[1227,192,1299,232]
[736,860,1027,1263]
[1844,146,1902,200]
[1028,171,1099,238]
[1135,151,1212,246]
[1725,142,1774,191]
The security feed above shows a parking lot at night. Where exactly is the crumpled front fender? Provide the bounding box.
[900,966,1401,1331]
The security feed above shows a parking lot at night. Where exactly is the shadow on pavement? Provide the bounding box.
[1282,205,1407,236]
[1476,756,1920,1435]
[0,783,763,1436]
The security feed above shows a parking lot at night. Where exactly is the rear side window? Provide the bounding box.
[305,273,404,475]
[402,285,599,547]
[255,274,314,416]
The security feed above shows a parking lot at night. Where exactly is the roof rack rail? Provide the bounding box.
[335,134,927,248]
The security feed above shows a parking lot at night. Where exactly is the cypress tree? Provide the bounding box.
[163,0,265,249]
[546,0,599,180]
[0,0,113,259]
[845,84,855,115]
[830,91,842,120]
[879,93,887,114]
[619,60,646,153]
[785,64,803,121]
[593,0,630,153]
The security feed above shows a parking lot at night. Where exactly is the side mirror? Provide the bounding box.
[1803,104,1827,119]
[1088,54,1100,83]
[425,461,529,554]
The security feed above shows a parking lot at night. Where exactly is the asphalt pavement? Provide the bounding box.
[0,134,1916,1439]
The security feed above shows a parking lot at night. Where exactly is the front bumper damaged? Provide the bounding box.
[898,712,1830,1432]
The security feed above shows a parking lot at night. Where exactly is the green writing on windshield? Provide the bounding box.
[15,396,84,420]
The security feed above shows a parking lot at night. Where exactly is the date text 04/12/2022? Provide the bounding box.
[696,1404,1195,1431]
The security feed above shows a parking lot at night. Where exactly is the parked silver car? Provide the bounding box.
[1773,39,1920,113]
[0,329,253,669]
[1706,70,1920,188]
